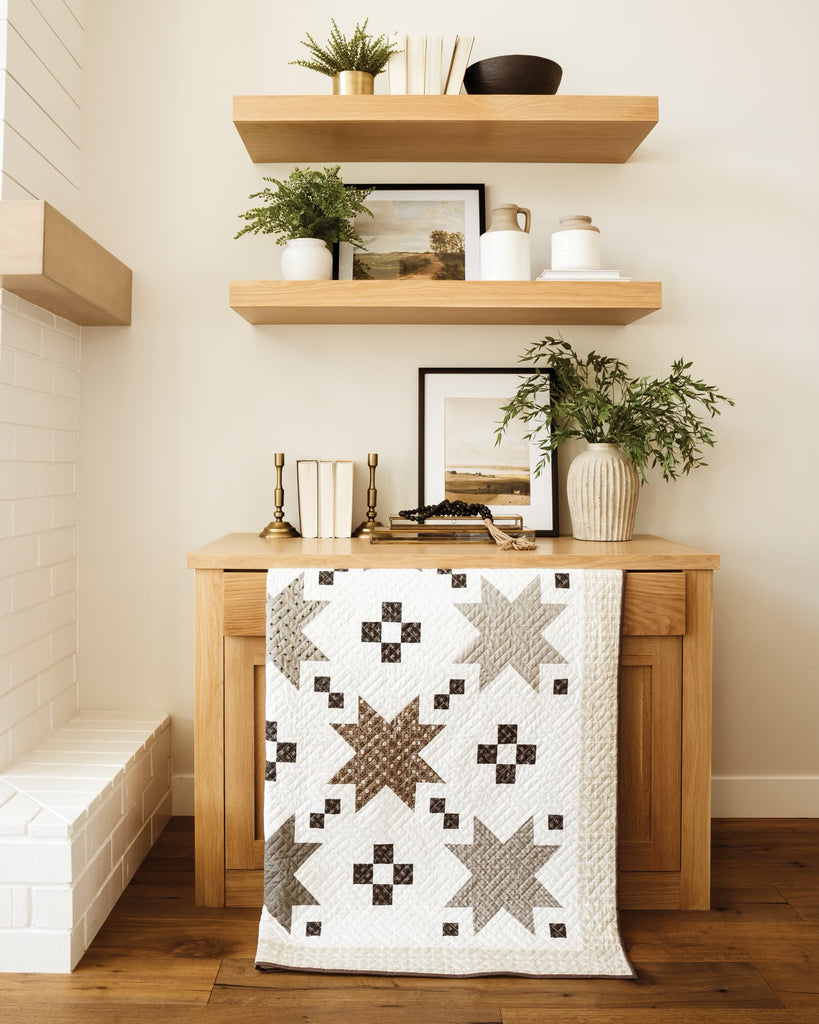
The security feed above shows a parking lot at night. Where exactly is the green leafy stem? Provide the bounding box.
[290,19,400,78]
[496,337,735,483]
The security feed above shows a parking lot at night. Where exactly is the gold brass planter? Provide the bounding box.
[332,71,374,95]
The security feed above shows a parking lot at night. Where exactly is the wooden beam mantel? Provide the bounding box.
[0,201,132,326]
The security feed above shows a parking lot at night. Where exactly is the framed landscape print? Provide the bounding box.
[418,368,558,536]
[336,184,485,281]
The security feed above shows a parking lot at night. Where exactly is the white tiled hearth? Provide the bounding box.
[0,710,171,973]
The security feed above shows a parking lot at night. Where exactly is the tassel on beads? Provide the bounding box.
[483,518,537,551]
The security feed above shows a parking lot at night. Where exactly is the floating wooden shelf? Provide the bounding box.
[0,201,132,326]
[229,280,662,326]
[233,95,659,164]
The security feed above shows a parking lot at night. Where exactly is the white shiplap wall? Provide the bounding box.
[1,0,82,216]
[0,0,84,769]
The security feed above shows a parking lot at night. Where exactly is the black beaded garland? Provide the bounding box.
[398,499,494,524]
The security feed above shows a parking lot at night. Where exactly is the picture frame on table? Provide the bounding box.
[418,367,559,537]
[335,184,485,281]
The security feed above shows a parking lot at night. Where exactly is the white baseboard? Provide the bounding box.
[171,773,194,815]
[711,775,819,817]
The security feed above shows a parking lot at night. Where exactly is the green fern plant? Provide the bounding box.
[290,19,400,77]
[496,337,734,483]
[235,166,374,249]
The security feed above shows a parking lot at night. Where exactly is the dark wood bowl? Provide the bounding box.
[463,55,563,95]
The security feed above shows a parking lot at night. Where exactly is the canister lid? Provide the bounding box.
[558,215,599,232]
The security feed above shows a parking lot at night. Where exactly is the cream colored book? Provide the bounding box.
[333,461,354,538]
[536,269,629,280]
[296,461,318,539]
[387,33,406,94]
[444,35,475,94]
[406,34,426,94]
[318,461,335,539]
[424,34,443,94]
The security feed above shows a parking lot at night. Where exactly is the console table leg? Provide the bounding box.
[194,568,225,906]
[680,568,713,909]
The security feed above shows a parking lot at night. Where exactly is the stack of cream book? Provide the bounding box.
[388,34,474,95]
[297,460,354,539]
[536,269,632,281]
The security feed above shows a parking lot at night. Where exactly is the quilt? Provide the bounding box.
[256,566,633,977]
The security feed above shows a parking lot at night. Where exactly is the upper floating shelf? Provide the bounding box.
[229,280,662,326]
[232,95,659,164]
[0,201,132,326]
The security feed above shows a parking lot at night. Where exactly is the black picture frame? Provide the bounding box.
[334,183,486,281]
[418,367,559,537]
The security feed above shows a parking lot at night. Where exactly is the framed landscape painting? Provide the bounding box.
[336,184,485,281]
[418,368,558,536]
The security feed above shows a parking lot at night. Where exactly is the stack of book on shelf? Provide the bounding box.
[536,269,632,281]
[297,460,354,539]
[388,34,474,95]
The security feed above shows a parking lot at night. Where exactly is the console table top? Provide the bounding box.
[187,533,719,571]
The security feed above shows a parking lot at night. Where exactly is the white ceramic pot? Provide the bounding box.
[280,238,333,281]
[567,442,639,541]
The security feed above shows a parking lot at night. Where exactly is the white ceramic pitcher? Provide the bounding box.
[480,204,532,280]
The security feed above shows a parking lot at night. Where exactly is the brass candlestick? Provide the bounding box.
[353,452,383,537]
[259,452,300,538]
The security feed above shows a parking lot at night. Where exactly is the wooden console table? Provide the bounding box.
[187,533,718,911]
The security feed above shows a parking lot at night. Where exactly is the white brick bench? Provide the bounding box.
[0,710,171,973]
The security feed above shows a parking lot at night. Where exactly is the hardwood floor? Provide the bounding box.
[1,817,817,1024]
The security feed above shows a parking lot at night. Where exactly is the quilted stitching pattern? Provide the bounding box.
[256,567,633,978]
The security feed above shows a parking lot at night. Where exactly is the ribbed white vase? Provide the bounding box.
[280,238,333,281]
[567,443,639,541]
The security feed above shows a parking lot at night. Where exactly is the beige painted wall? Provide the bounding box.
[77,0,819,814]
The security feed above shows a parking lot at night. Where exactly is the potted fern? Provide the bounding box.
[291,19,401,94]
[496,337,734,541]
[236,166,374,280]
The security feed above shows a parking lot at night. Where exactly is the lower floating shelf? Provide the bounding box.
[229,280,662,326]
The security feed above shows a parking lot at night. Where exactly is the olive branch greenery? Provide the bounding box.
[235,166,374,249]
[496,337,734,484]
[290,19,401,78]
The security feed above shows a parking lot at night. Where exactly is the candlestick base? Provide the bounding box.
[352,519,383,538]
[259,520,301,539]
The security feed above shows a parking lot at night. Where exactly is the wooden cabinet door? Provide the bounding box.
[224,635,265,875]
[618,634,682,871]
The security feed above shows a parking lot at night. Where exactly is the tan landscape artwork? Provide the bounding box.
[352,198,467,280]
[444,397,531,505]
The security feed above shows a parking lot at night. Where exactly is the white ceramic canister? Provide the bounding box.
[480,204,532,280]
[550,215,601,271]
[280,237,333,281]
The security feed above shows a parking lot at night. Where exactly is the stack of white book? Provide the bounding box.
[388,34,475,95]
[297,460,354,539]
[536,269,632,281]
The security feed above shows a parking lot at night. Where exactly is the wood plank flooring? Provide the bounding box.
[0,817,817,1024]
